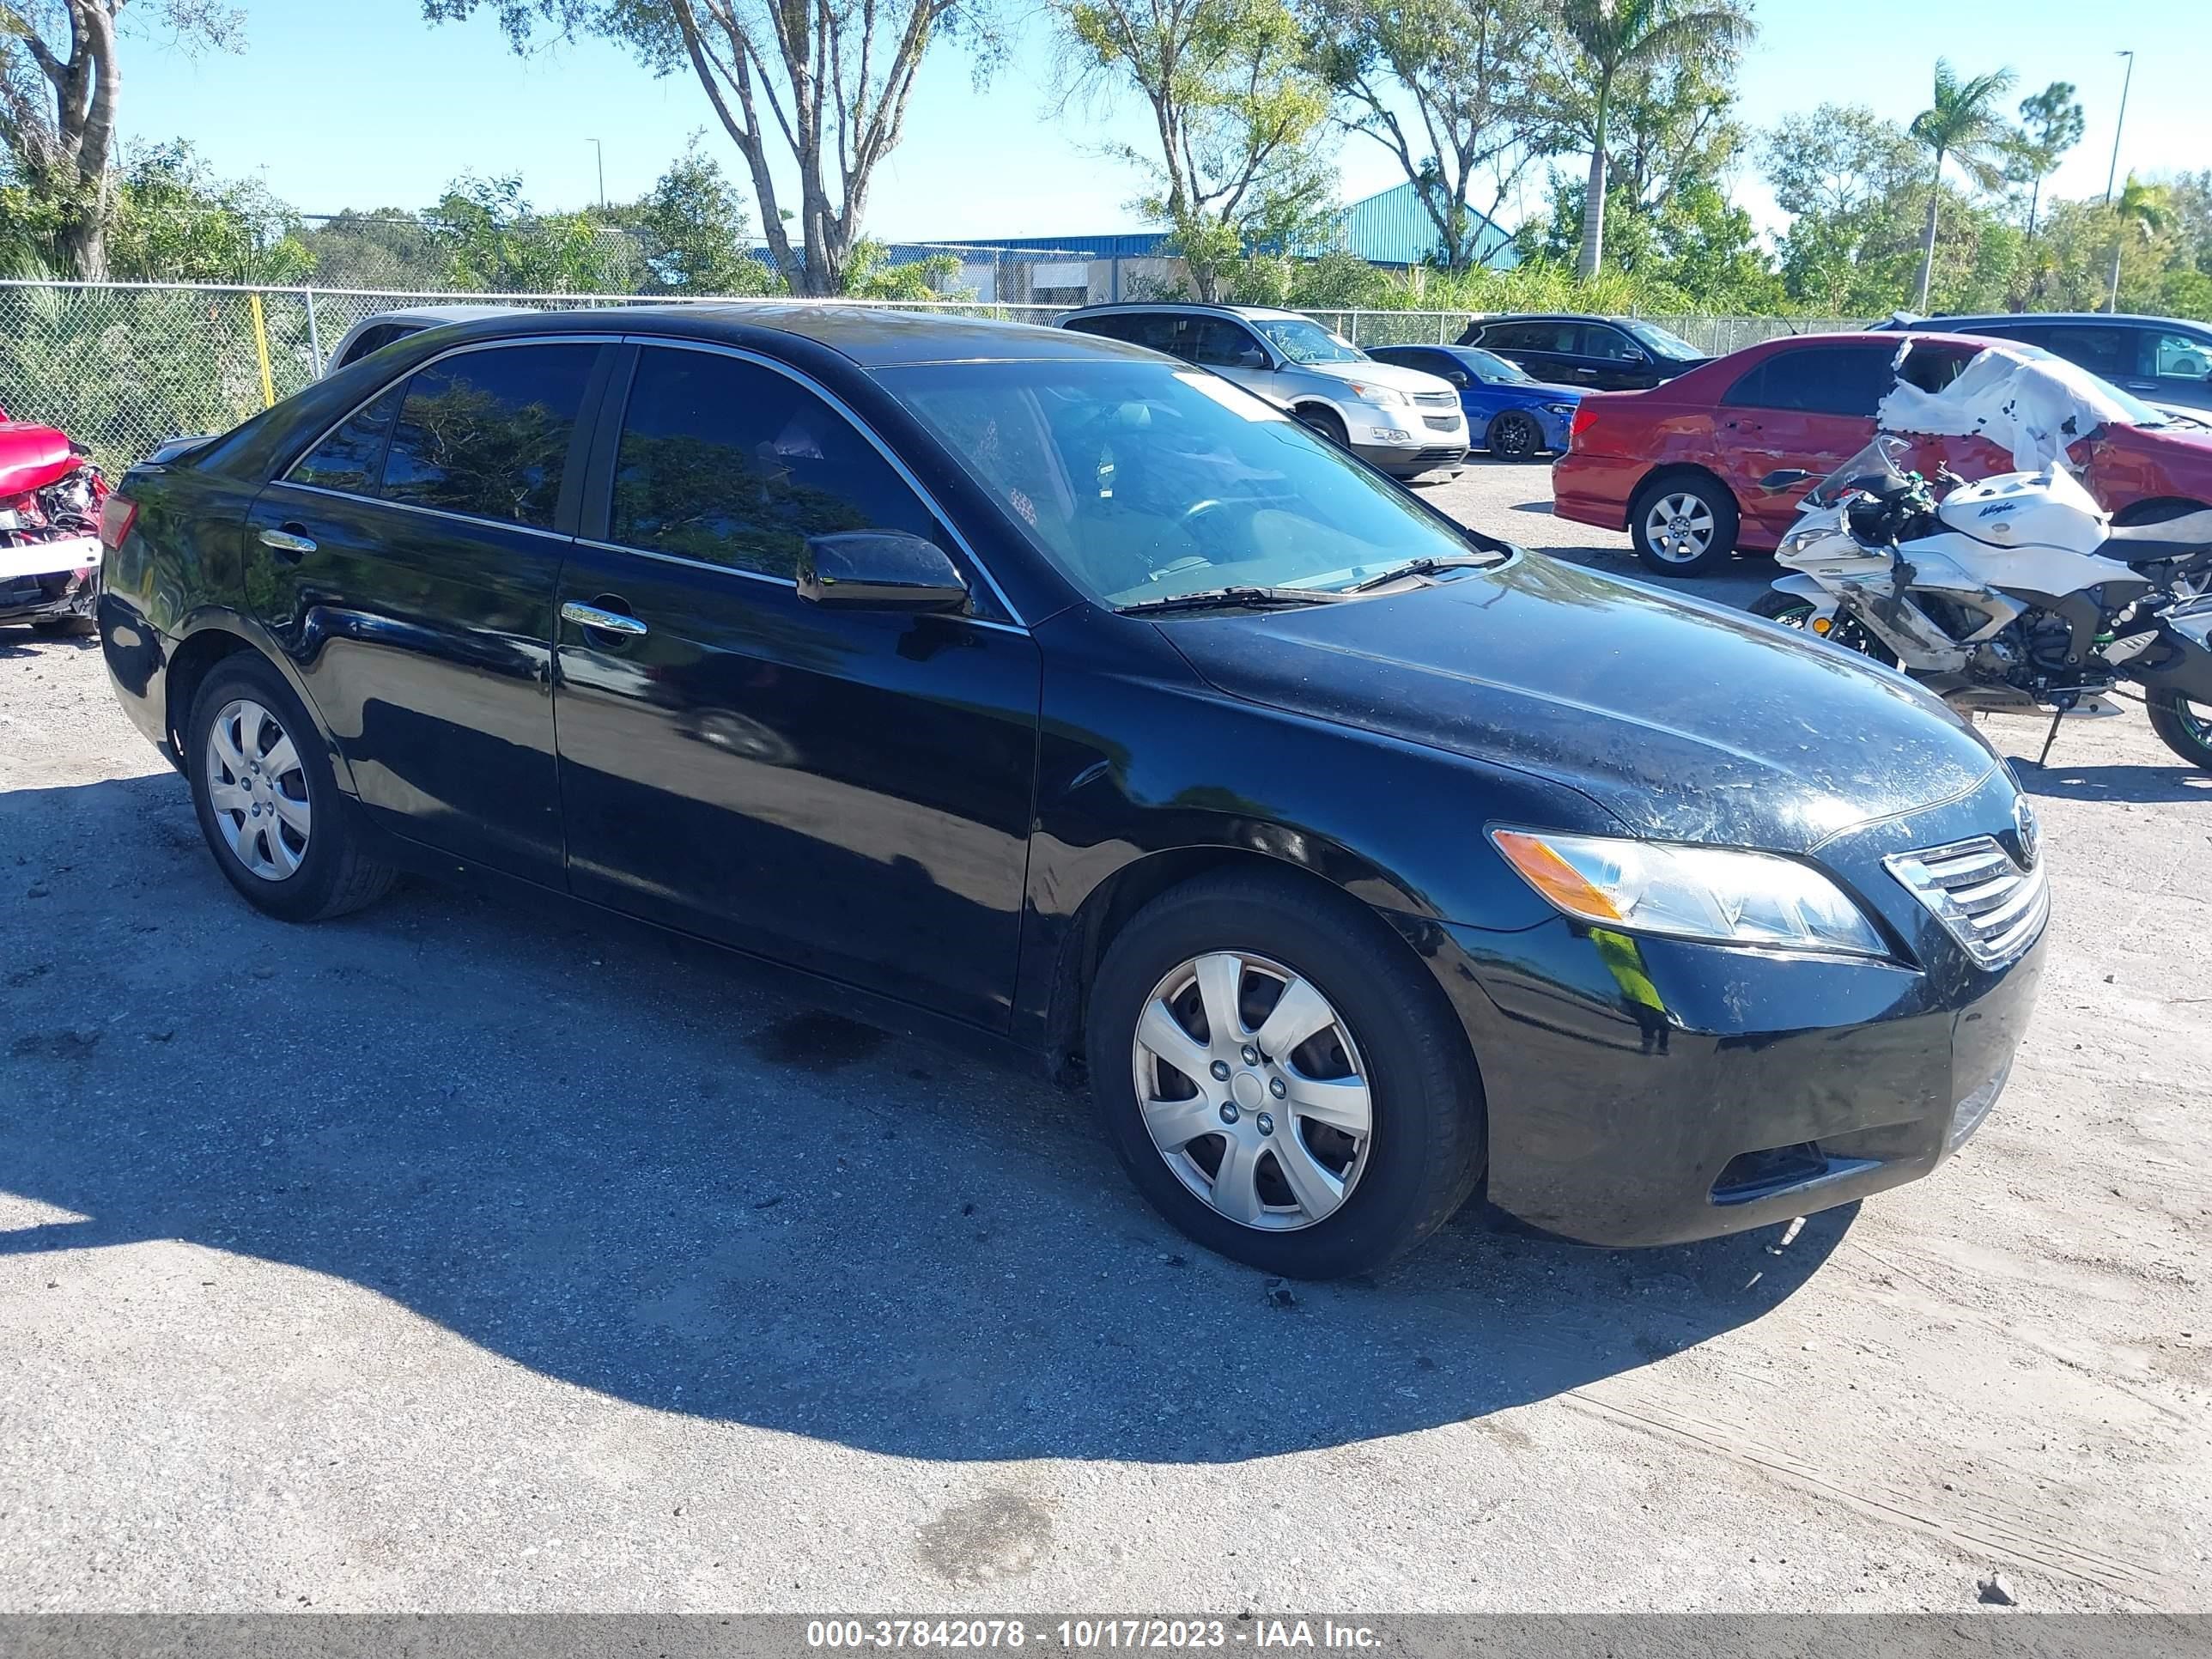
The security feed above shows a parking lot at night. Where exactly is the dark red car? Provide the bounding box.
[1553,331,2212,576]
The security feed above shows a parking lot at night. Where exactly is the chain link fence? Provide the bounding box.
[0,280,1856,475]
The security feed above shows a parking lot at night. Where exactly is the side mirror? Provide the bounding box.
[1443,369,1470,387]
[1758,468,1817,492]
[1235,346,1268,369]
[798,531,969,613]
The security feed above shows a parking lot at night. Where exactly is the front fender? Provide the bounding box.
[1767,573,1837,606]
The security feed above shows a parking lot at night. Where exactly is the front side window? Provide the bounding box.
[1458,347,1528,384]
[2042,325,2133,380]
[883,359,1492,608]
[1248,316,1364,365]
[609,347,939,580]
[289,387,401,493]
[1583,325,1644,362]
[1622,320,1702,361]
[1723,347,1891,416]
[380,344,599,528]
[1187,319,1263,368]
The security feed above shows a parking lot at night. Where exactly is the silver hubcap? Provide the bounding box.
[204,698,311,882]
[1644,491,1716,562]
[1130,951,1372,1231]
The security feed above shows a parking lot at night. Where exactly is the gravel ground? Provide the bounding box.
[1,459,2208,1613]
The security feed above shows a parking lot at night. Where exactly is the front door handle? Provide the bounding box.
[562,600,649,637]
[258,526,315,560]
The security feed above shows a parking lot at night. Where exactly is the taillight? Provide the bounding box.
[1568,406,1600,447]
[99,494,137,550]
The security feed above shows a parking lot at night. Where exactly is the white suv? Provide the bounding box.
[1059,303,1469,479]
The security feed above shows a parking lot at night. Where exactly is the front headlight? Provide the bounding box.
[1778,523,1839,560]
[1344,382,1408,407]
[1491,829,1887,957]
[1543,402,1575,416]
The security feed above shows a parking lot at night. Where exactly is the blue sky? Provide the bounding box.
[119,0,2205,246]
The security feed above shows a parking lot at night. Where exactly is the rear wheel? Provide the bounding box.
[2145,689,2212,771]
[1085,870,1485,1279]
[1486,410,1543,461]
[1749,591,1899,665]
[186,654,397,921]
[1629,474,1739,576]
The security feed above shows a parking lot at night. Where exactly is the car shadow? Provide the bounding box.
[1,774,1851,1465]
[0,627,100,660]
[2017,759,2212,805]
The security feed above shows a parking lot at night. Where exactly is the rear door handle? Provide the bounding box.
[258,526,315,560]
[562,600,649,637]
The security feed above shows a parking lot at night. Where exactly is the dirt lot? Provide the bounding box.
[2,459,2208,1613]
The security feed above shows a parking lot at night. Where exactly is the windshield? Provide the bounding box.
[1622,320,1702,360]
[1249,316,1365,365]
[881,360,1493,609]
[1458,347,1530,384]
[1806,435,1913,509]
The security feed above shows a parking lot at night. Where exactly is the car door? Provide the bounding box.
[1182,316,1279,400]
[550,342,1042,1030]
[1481,321,1576,386]
[243,337,611,884]
[1717,344,1895,544]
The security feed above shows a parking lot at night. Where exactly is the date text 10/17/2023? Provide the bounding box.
[804,1619,1382,1650]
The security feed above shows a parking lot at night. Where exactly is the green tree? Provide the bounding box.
[295,209,448,289]
[1050,0,1335,301]
[837,238,962,299]
[104,140,313,283]
[0,0,244,275]
[1905,58,2016,310]
[2106,173,2172,313]
[422,0,992,295]
[2005,81,2081,239]
[429,173,634,292]
[1303,0,1547,271]
[622,137,775,295]
[1549,0,1753,278]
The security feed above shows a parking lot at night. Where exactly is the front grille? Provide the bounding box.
[1412,390,1458,408]
[1883,836,2049,969]
[1395,446,1468,471]
[1422,414,1462,432]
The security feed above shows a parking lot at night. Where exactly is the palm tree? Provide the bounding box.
[1907,59,2017,311]
[1558,0,1755,279]
[2107,173,2172,313]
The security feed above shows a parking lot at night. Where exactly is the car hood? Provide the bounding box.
[1496,380,1581,404]
[1159,554,2001,854]
[1303,359,1455,397]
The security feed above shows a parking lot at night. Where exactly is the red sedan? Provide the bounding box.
[1553,331,2212,576]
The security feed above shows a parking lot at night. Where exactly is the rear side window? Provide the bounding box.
[607,347,940,581]
[1483,322,1568,353]
[380,344,599,529]
[1723,347,1893,416]
[1065,315,1137,343]
[336,323,413,370]
[289,388,400,492]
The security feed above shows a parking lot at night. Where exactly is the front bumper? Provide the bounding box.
[1413,776,2046,1246]
[1353,441,1470,478]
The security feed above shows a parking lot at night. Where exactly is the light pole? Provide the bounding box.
[2104,51,2134,313]
[586,138,606,210]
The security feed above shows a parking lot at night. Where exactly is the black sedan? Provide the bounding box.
[95,306,2045,1278]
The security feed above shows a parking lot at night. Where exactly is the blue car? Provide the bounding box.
[1366,344,1582,461]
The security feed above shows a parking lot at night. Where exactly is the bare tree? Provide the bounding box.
[1305,0,1546,271]
[425,0,994,295]
[0,0,241,276]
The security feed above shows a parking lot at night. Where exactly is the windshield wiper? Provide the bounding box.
[1341,554,1498,592]
[1116,585,1352,617]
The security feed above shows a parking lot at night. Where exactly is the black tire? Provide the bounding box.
[1085,869,1486,1279]
[1296,405,1349,447]
[2145,689,2212,771]
[185,653,397,922]
[1748,590,1899,665]
[1486,410,1543,461]
[1628,472,1739,576]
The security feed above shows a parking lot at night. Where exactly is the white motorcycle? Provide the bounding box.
[1750,435,2212,770]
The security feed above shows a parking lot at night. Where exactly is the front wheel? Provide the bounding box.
[1486,410,1543,461]
[1085,870,1486,1279]
[1629,475,1739,576]
[1296,405,1349,448]
[1749,590,1899,666]
[2145,689,2212,771]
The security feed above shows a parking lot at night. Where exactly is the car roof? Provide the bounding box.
[1899,312,2211,331]
[1058,301,1308,323]
[1468,313,1621,325]
[343,303,529,330]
